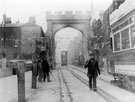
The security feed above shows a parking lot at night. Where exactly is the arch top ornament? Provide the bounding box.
[46,11,91,21]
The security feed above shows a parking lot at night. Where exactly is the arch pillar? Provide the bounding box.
[52,35,56,69]
[81,20,92,63]
[46,22,55,69]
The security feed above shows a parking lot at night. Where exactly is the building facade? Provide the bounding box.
[0,18,45,68]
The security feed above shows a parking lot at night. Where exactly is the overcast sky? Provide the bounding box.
[0,0,112,31]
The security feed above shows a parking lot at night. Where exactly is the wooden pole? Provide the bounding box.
[32,62,37,89]
[17,61,25,102]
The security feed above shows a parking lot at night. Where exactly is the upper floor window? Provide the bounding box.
[131,24,135,47]
[120,20,128,30]
[112,26,119,33]
[114,33,120,51]
[121,28,130,49]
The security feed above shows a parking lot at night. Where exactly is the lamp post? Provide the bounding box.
[1,14,6,69]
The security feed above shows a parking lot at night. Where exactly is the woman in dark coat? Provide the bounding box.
[84,51,100,91]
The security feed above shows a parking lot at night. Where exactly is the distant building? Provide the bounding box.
[68,34,84,65]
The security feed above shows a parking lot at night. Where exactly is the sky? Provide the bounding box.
[0,0,113,32]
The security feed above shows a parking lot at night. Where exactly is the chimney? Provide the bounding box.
[29,16,36,24]
[3,14,12,24]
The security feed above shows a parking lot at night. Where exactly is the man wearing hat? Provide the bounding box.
[84,51,100,91]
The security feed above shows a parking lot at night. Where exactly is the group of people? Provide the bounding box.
[35,50,100,91]
[36,51,51,82]
[37,59,51,82]
[84,51,101,91]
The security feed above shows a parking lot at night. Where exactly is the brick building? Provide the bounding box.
[0,18,45,68]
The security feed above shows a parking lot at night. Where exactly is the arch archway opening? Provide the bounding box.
[55,27,84,66]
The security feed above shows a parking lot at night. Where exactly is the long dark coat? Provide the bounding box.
[42,60,50,73]
[84,58,100,77]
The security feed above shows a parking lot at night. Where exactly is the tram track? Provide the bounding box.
[70,66,111,84]
[70,66,135,94]
[67,68,123,102]
[58,68,73,102]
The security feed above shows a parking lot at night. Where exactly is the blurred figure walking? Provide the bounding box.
[84,51,100,91]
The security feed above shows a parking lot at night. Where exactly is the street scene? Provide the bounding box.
[0,0,135,102]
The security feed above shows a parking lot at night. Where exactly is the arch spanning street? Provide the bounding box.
[45,11,93,69]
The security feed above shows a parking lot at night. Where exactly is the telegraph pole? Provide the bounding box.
[3,14,6,58]
[2,14,7,69]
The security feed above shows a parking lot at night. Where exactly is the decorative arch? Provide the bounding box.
[53,24,85,36]
[45,11,93,69]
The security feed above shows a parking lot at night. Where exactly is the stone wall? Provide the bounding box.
[0,68,13,78]
[0,65,32,78]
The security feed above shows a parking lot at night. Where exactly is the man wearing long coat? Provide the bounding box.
[84,51,100,91]
[42,59,51,82]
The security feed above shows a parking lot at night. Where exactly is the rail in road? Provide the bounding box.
[58,68,73,102]
[70,65,135,94]
[69,66,111,83]
[57,65,134,102]
[66,67,123,102]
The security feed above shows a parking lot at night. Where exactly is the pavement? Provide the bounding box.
[0,71,60,102]
[0,65,135,102]
[0,71,33,102]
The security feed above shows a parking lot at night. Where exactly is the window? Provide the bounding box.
[120,20,128,29]
[121,28,130,49]
[131,25,135,47]
[110,37,113,49]
[112,26,119,33]
[114,33,120,51]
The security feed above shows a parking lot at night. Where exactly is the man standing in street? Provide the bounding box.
[39,51,51,82]
[42,59,51,82]
[84,51,100,91]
